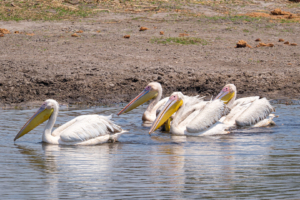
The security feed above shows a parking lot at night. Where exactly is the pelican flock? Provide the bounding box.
[149,92,230,136]
[148,83,276,136]
[13,82,277,145]
[14,99,126,145]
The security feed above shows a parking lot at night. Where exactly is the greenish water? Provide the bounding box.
[0,104,300,199]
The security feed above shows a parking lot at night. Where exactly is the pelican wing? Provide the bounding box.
[222,96,260,125]
[51,117,81,137]
[53,115,122,142]
[235,98,274,127]
[186,100,230,133]
[172,95,205,126]
[232,96,259,107]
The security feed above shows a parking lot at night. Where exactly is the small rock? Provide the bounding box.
[255,38,261,42]
[46,9,57,14]
[160,31,164,35]
[278,38,284,42]
[139,27,148,31]
[76,30,83,33]
[109,83,114,87]
[64,0,80,5]
[284,41,289,45]
[290,43,297,46]
[123,35,130,39]
[71,33,80,37]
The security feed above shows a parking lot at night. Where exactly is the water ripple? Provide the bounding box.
[0,104,300,199]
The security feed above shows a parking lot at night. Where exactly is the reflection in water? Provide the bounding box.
[13,143,124,199]
[0,104,300,198]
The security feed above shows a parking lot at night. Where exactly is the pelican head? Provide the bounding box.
[149,92,184,135]
[117,82,161,115]
[14,100,56,141]
[214,84,236,104]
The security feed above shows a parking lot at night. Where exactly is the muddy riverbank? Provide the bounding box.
[0,7,299,107]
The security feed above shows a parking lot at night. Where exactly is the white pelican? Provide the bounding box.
[149,92,230,136]
[14,99,126,145]
[214,84,275,127]
[117,82,169,127]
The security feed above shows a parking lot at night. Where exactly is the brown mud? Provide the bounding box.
[0,7,300,107]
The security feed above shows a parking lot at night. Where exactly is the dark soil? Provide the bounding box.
[0,12,299,107]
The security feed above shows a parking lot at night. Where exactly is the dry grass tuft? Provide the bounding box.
[256,42,274,47]
[244,8,300,22]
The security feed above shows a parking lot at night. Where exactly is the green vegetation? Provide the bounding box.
[280,19,298,23]
[0,0,104,21]
[1,0,299,23]
[0,0,193,21]
[202,15,261,22]
[151,37,208,45]
[287,2,300,8]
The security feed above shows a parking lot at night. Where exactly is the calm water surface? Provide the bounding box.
[0,104,300,199]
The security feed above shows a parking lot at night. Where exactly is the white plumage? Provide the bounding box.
[56,115,122,142]
[152,92,229,136]
[187,100,230,133]
[222,96,259,125]
[235,98,274,127]
[15,99,126,145]
[215,84,276,128]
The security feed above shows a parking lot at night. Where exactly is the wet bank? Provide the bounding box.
[0,13,299,106]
